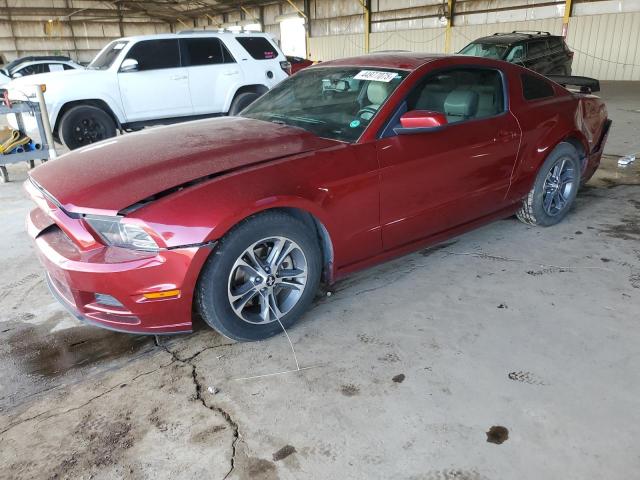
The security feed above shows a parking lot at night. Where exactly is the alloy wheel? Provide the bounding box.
[542,156,576,216]
[227,236,308,325]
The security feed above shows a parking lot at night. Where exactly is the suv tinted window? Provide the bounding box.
[408,68,505,122]
[547,37,564,52]
[527,40,548,59]
[521,73,555,100]
[125,39,180,71]
[236,37,278,60]
[181,38,234,66]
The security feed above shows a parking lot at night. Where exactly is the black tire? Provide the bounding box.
[516,142,581,226]
[196,211,322,342]
[228,92,260,116]
[59,105,117,151]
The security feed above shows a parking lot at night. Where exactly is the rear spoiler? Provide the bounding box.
[545,75,600,93]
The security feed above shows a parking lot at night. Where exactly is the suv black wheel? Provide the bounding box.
[59,105,117,150]
[516,142,581,226]
[196,211,322,342]
[228,92,260,116]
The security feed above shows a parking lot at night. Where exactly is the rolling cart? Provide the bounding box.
[0,87,56,183]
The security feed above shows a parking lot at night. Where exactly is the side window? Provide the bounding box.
[547,37,563,53]
[526,40,548,60]
[505,45,525,62]
[15,64,46,76]
[125,39,180,71]
[48,63,66,72]
[180,38,235,66]
[407,68,505,123]
[235,37,278,60]
[62,64,75,70]
[521,73,555,100]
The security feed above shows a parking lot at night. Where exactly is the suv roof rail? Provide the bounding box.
[177,29,223,34]
[511,30,551,36]
[177,29,264,35]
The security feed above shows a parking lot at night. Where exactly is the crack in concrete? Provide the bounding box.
[156,340,239,480]
[0,362,172,436]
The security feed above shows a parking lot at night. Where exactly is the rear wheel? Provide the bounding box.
[196,211,322,342]
[516,142,581,226]
[59,105,117,150]
[228,92,260,116]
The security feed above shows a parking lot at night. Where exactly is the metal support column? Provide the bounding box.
[444,0,455,54]
[358,0,371,53]
[562,0,573,37]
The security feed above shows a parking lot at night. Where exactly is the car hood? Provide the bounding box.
[7,69,95,95]
[29,116,338,215]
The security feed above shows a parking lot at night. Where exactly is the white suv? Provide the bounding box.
[7,32,290,150]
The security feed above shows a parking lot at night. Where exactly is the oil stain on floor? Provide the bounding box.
[486,426,509,445]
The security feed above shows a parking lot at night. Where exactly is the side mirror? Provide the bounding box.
[120,58,139,73]
[12,72,23,78]
[396,110,447,133]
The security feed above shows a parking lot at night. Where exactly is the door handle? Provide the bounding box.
[171,75,187,80]
[224,70,240,76]
[495,130,517,142]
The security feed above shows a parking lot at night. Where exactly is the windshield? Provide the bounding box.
[459,42,508,60]
[88,41,128,70]
[241,67,408,142]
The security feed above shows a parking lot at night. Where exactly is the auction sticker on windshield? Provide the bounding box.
[354,70,398,82]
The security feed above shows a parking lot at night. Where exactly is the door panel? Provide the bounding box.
[118,39,192,122]
[180,38,241,114]
[379,113,520,250]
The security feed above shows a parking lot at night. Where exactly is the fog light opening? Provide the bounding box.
[94,293,125,308]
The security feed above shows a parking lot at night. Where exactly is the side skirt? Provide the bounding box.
[333,202,521,282]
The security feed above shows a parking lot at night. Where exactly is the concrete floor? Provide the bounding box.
[0,83,638,480]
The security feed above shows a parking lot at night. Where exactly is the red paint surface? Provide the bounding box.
[26,54,609,334]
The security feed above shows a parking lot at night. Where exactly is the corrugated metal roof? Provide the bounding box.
[118,0,279,21]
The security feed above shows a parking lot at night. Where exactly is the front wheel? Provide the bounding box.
[516,142,581,226]
[196,211,322,342]
[59,105,117,151]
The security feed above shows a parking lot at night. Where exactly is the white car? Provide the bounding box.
[0,56,83,86]
[7,32,290,150]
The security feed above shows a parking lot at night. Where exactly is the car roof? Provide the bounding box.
[471,32,561,45]
[317,52,447,70]
[113,31,274,43]
[5,55,73,71]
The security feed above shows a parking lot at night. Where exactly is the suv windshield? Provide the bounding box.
[88,41,128,70]
[241,67,407,142]
[459,42,508,60]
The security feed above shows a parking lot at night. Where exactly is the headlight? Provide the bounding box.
[84,215,158,251]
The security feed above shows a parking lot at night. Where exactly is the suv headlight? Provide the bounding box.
[84,215,158,251]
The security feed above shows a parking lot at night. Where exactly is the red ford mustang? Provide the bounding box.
[26,53,611,341]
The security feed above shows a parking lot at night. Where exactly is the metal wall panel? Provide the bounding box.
[370,27,446,53]
[308,33,364,61]
[566,12,640,80]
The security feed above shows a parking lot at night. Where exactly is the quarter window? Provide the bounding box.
[235,36,278,60]
[180,38,235,66]
[125,39,180,71]
[407,68,505,123]
[527,40,548,59]
[521,73,555,100]
[547,37,564,53]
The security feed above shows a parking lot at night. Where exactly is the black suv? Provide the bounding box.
[459,31,573,75]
